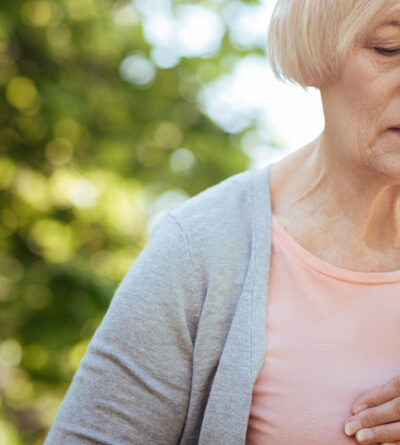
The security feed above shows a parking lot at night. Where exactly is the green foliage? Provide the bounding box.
[0,0,272,442]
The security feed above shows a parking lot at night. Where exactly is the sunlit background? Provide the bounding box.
[0,0,324,443]
[128,0,325,168]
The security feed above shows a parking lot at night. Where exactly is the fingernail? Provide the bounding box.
[357,429,374,442]
[353,403,368,414]
[345,420,361,436]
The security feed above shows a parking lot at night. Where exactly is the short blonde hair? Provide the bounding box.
[267,0,400,89]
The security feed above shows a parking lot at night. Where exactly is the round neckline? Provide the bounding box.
[271,213,400,284]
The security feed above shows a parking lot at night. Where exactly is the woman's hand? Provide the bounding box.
[343,375,400,444]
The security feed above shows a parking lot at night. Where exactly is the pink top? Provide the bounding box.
[245,214,400,445]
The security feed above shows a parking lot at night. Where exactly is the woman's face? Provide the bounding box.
[320,12,400,184]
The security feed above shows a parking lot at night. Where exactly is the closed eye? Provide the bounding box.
[374,47,400,56]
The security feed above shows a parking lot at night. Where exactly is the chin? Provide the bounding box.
[366,158,400,184]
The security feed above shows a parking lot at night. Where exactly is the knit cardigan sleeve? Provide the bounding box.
[44,211,202,444]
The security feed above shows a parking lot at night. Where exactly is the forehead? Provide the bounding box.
[374,2,400,25]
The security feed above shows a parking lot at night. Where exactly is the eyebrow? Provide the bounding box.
[375,20,400,31]
[385,20,400,28]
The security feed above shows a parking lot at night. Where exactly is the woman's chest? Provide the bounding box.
[245,247,400,445]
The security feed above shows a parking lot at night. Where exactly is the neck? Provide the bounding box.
[270,133,400,256]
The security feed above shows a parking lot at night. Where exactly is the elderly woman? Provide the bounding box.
[45,0,400,444]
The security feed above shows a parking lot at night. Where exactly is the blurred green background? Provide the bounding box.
[0,0,281,443]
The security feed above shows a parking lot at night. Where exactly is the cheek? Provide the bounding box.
[336,57,390,163]
[338,56,392,148]
[340,58,380,112]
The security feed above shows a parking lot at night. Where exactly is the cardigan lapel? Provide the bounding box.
[197,162,274,445]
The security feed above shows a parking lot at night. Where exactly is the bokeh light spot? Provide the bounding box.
[23,344,48,370]
[175,4,225,57]
[153,121,183,149]
[169,148,196,174]
[150,45,180,70]
[53,117,89,146]
[45,137,74,165]
[119,54,156,88]
[46,23,71,47]
[4,373,34,405]
[113,2,140,26]
[6,76,39,111]
[15,115,48,143]
[21,0,55,27]
[67,178,98,208]
[14,168,50,211]
[0,158,16,189]
[29,219,76,263]
[0,339,22,367]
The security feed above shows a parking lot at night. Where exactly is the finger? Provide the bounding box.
[345,397,400,435]
[353,376,400,414]
[353,421,400,444]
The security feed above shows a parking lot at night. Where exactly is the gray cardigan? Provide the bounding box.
[44,161,274,445]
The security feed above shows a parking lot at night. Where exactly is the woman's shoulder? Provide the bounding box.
[162,165,270,273]
[167,167,263,237]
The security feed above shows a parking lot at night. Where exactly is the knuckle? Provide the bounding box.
[361,409,379,427]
